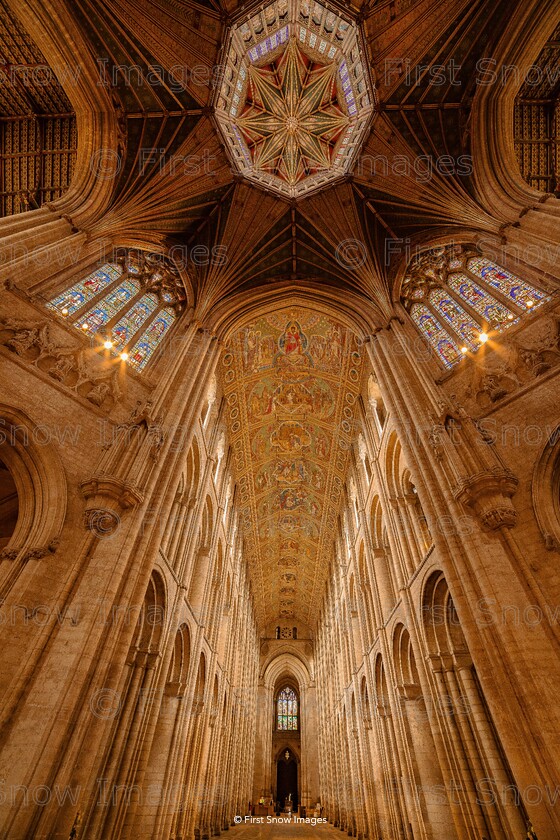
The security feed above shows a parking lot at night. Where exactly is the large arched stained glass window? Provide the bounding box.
[401,245,550,369]
[277,686,298,730]
[46,249,185,372]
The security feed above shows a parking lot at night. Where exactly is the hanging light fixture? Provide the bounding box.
[284,750,290,761]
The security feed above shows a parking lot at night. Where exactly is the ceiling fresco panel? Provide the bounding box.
[221,306,363,627]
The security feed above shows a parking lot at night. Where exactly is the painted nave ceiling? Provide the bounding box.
[2,0,558,627]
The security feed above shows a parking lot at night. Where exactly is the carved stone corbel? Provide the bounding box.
[81,475,144,510]
[453,469,518,530]
[81,476,144,538]
[83,508,122,539]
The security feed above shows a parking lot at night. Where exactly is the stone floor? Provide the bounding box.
[230,817,344,840]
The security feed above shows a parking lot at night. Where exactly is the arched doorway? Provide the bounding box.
[276,749,298,811]
[0,457,18,551]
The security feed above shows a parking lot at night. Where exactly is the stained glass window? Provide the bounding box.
[110,294,158,349]
[402,246,550,369]
[277,686,298,730]
[75,279,141,333]
[428,289,480,351]
[466,257,546,310]
[128,307,176,371]
[448,274,514,328]
[47,263,122,316]
[46,252,183,372]
[410,304,461,369]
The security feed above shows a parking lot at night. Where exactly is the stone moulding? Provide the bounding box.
[0,316,122,410]
[81,475,144,538]
[80,475,144,509]
[0,403,67,564]
[453,469,519,530]
[532,426,560,551]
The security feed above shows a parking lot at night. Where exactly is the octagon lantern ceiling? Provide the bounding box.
[215,0,376,199]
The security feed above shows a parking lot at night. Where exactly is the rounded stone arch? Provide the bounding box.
[137,569,167,653]
[532,425,560,552]
[208,289,382,347]
[470,0,560,217]
[0,403,67,561]
[400,467,414,497]
[167,622,192,695]
[263,653,309,736]
[260,649,312,686]
[393,623,420,687]
[421,570,468,657]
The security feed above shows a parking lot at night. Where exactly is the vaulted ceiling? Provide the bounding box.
[5,0,540,629]
[222,306,363,627]
[28,0,521,314]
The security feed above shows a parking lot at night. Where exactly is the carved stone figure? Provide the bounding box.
[86,380,111,406]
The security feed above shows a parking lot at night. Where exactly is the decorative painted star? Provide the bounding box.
[236,38,349,187]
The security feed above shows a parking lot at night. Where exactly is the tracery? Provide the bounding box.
[401,245,549,368]
[46,249,184,370]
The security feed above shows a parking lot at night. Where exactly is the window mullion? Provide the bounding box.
[463,267,524,314]
[102,285,148,334]
[443,278,489,328]
[423,294,468,346]
[65,269,124,325]
[124,304,162,352]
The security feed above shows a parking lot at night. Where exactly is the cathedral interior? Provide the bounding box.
[0,0,559,838]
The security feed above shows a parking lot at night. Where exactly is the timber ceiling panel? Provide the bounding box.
[2,0,539,626]
[0,0,77,215]
[222,306,364,627]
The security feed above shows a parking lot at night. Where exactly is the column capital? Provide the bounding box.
[396,682,423,701]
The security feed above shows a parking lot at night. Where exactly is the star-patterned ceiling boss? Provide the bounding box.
[214,0,375,199]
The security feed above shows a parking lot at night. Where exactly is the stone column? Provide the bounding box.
[366,322,560,837]
[398,682,459,840]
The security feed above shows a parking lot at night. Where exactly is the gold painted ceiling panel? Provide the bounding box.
[221,307,363,628]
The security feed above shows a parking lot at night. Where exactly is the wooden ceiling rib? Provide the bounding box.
[0,0,551,625]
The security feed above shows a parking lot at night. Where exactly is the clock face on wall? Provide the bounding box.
[215,0,375,198]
